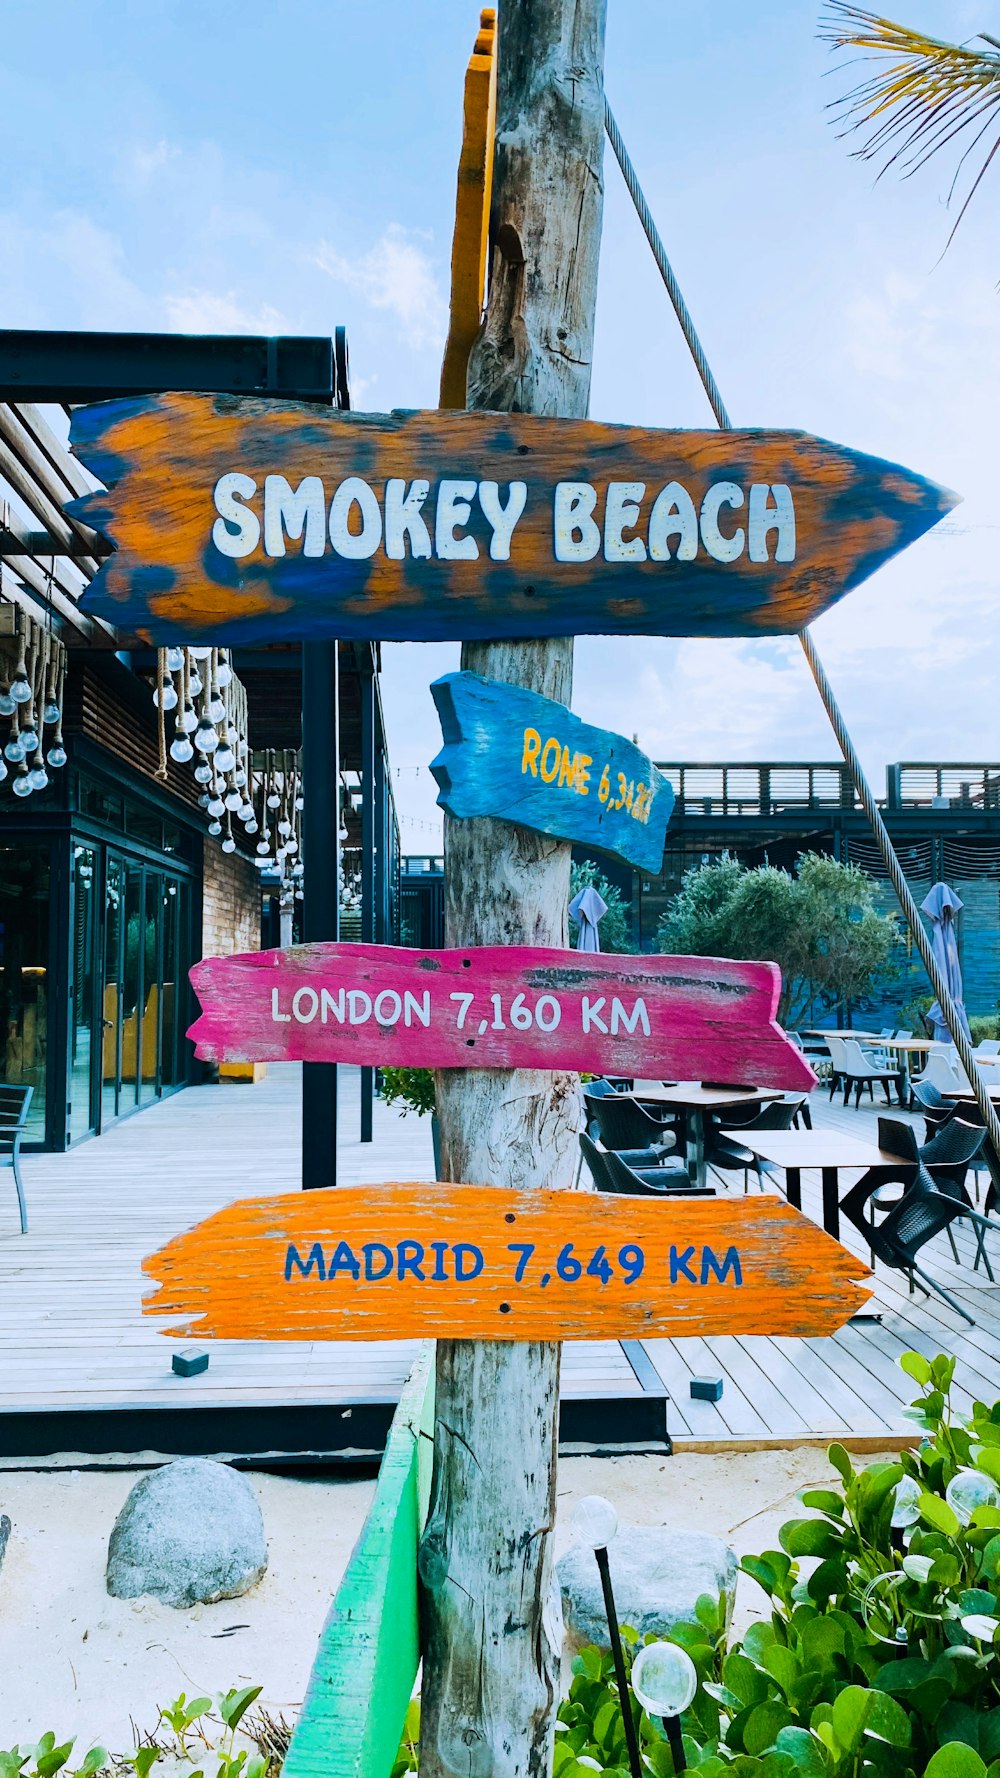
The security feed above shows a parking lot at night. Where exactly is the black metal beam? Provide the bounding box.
[301,642,340,1188]
[0,329,337,405]
[359,651,376,1144]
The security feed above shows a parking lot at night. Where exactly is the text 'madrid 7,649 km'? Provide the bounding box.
[187,941,817,1088]
[68,396,957,645]
[141,1184,871,1343]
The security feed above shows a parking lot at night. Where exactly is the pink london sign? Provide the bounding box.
[188,943,816,1087]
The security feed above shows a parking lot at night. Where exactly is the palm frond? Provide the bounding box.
[820,2,1000,252]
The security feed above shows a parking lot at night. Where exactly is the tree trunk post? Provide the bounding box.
[418,4,607,1776]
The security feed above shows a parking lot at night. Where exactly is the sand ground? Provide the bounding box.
[0,1444,901,1753]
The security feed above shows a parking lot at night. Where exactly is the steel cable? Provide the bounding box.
[604,95,1000,1187]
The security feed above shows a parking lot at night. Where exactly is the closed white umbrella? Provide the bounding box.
[569,883,607,952]
[921,881,971,1042]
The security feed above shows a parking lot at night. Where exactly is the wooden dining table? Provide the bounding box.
[631,1083,784,1187]
[717,1127,910,1240]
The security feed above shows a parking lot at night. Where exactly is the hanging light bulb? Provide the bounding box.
[207,694,226,724]
[4,733,25,764]
[169,733,194,764]
[222,832,236,855]
[215,745,236,773]
[166,646,184,673]
[278,817,291,836]
[239,800,254,821]
[216,649,233,687]
[245,817,259,835]
[178,700,198,734]
[295,795,304,811]
[194,720,219,754]
[9,671,31,705]
[946,1470,1000,1525]
[234,767,247,788]
[285,836,298,855]
[208,819,222,836]
[194,761,213,784]
[42,695,60,725]
[154,680,178,712]
[198,792,211,808]
[208,795,225,818]
[338,823,349,843]
[46,742,67,770]
[0,685,15,718]
[256,838,271,856]
[0,756,7,782]
[27,756,48,792]
[292,861,304,878]
[19,722,39,754]
[225,788,242,811]
[238,737,248,758]
[188,667,203,698]
[11,764,32,797]
[267,790,281,809]
[187,644,212,659]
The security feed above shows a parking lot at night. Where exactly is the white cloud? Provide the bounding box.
[163,289,287,334]
[130,140,180,181]
[315,225,447,350]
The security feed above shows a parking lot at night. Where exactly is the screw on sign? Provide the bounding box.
[140,1184,871,1344]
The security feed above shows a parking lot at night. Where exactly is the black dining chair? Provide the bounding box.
[0,1084,32,1235]
[577,1097,678,1188]
[705,1099,798,1193]
[852,1163,995,1327]
[911,1079,960,1141]
[578,1132,711,1198]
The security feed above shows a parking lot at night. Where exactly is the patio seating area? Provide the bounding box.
[4,1063,1000,1458]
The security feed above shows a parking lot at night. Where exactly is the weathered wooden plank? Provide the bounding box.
[142,1184,871,1341]
[430,669,674,871]
[283,1349,434,1778]
[67,397,957,644]
[439,8,497,409]
[187,941,816,1086]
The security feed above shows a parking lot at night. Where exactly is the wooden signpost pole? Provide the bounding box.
[419,4,607,1775]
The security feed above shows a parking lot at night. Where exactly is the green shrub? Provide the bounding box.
[0,1687,274,1778]
[379,1066,436,1117]
[541,1352,1000,1778]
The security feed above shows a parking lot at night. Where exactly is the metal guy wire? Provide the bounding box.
[604,93,1000,1184]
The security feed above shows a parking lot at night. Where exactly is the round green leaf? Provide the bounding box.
[925,1744,988,1778]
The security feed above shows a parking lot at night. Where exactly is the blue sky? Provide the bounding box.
[2,1,996,848]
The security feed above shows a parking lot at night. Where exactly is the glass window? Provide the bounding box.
[70,845,97,1138]
[126,806,162,848]
[121,862,143,1109]
[161,877,179,1087]
[80,778,124,828]
[139,872,160,1105]
[0,846,50,1141]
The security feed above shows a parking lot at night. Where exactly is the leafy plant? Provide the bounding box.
[655,852,898,1026]
[0,1684,271,1778]
[379,1066,436,1118]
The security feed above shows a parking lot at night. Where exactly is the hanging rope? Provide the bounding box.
[605,94,1000,1181]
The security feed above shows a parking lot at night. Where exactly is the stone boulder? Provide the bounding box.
[107,1458,267,1609]
[557,1527,736,1651]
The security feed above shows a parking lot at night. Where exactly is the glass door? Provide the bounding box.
[101,856,123,1127]
[70,845,97,1138]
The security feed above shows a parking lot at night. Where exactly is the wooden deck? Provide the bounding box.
[1,1066,997,1460]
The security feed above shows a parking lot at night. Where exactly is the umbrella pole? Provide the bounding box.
[800,628,1000,1189]
[605,105,1000,1188]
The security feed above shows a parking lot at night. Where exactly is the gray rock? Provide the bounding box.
[0,1514,9,1571]
[107,1458,267,1609]
[557,1527,736,1651]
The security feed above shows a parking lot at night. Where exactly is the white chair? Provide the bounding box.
[975,1040,1000,1059]
[825,1034,848,1101]
[837,1038,905,1108]
[923,1048,965,1095]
